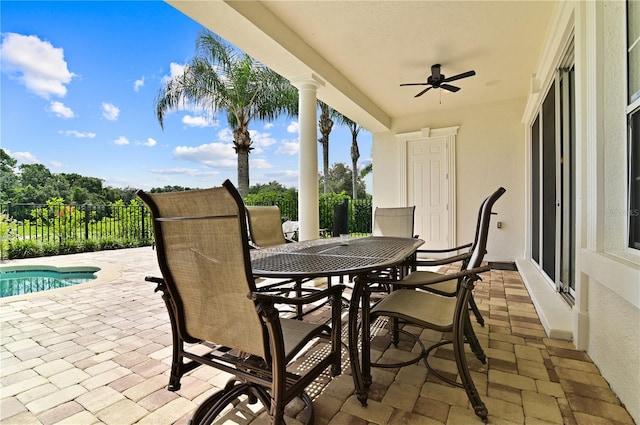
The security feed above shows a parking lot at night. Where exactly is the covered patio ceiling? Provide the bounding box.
[168,0,556,132]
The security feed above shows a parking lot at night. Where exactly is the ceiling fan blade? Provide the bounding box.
[442,70,476,83]
[400,82,429,86]
[440,84,460,92]
[414,87,432,97]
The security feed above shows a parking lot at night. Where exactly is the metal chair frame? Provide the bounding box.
[138,180,345,425]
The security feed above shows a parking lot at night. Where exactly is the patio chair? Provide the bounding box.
[332,200,349,237]
[138,180,345,425]
[369,206,417,286]
[408,190,504,326]
[246,205,294,248]
[372,206,416,239]
[368,186,505,423]
[246,205,319,318]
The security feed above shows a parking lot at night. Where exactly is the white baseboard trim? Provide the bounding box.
[515,258,573,341]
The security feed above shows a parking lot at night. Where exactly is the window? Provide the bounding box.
[628,0,640,249]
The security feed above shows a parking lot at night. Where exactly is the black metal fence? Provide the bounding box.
[0,198,373,258]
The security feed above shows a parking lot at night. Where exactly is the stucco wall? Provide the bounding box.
[587,277,640,421]
[372,97,526,262]
[582,2,640,420]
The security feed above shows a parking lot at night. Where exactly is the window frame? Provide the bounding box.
[628,0,640,250]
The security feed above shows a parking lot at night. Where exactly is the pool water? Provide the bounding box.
[0,266,100,298]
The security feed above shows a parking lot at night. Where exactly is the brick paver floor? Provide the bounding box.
[1,247,635,424]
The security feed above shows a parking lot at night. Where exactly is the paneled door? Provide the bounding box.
[401,127,457,252]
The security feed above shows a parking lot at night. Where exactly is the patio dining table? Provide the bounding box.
[251,235,424,405]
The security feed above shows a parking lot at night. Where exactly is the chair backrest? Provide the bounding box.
[332,200,349,237]
[246,206,287,248]
[372,206,416,238]
[466,187,506,271]
[138,180,267,359]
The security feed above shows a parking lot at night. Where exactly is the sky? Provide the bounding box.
[0,1,372,192]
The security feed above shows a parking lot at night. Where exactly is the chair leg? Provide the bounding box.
[469,296,485,326]
[463,314,486,364]
[295,279,303,319]
[454,299,488,423]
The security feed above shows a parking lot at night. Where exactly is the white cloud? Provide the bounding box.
[134,77,144,92]
[287,121,299,134]
[150,167,198,175]
[149,167,219,177]
[182,115,216,128]
[113,136,130,145]
[249,130,277,149]
[59,130,96,138]
[49,160,64,168]
[102,103,120,121]
[173,142,236,168]
[217,128,234,142]
[12,151,40,164]
[0,33,75,99]
[162,62,186,83]
[276,140,299,155]
[49,101,74,119]
[249,158,273,169]
[142,137,157,147]
[263,123,274,129]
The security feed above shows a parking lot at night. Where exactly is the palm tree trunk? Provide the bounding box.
[318,103,333,194]
[237,147,250,197]
[351,133,360,200]
[234,126,252,197]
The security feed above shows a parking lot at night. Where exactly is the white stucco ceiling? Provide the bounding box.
[168,0,556,133]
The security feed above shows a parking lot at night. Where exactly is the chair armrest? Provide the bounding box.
[145,276,167,293]
[248,284,346,306]
[413,252,472,267]
[394,264,491,288]
[416,242,472,254]
[145,276,164,284]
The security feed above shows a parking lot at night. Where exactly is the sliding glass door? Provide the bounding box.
[530,46,575,299]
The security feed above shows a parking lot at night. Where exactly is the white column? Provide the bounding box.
[291,74,324,241]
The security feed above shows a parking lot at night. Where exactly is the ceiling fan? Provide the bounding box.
[400,64,476,98]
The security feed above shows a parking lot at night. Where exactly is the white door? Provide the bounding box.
[407,137,451,250]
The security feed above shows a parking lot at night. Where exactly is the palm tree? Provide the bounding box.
[318,101,335,194]
[334,115,362,200]
[155,30,298,197]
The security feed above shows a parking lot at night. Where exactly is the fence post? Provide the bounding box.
[84,205,89,240]
[140,205,146,242]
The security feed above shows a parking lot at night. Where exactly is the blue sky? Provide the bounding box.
[0,1,372,192]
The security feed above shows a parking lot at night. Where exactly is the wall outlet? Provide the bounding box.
[497,221,503,229]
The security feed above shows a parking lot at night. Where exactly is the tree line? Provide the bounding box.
[1,148,368,207]
[0,149,196,206]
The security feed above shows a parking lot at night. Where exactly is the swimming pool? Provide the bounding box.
[0,265,100,298]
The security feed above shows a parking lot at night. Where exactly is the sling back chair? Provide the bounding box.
[372,206,416,238]
[367,206,417,290]
[138,180,345,425]
[407,191,503,327]
[246,205,321,319]
[246,206,295,248]
[368,187,505,423]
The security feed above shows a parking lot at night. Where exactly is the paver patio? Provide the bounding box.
[0,247,635,424]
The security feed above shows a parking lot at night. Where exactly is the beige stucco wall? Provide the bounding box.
[581,2,640,420]
[587,276,640,421]
[372,97,526,262]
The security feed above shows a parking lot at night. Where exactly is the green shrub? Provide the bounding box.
[8,240,41,259]
[99,237,123,250]
[41,241,59,256]
[59,239,81,255]
[82,239,99,252]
